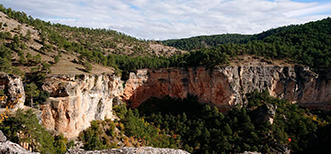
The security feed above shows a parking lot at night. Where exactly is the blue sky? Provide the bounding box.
[1,0,330,40]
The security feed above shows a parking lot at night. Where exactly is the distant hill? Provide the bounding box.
[162,34,253,51]
[162,18,331,52]
[162,17,331,69]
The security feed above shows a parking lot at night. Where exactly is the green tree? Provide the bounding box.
[11,34,20,50]
[34,90,50,105]
[0,58,11,73]
[0,109,56,153]
[53,134,68,154]
[33,54,42,64]
[224,123,232,135]
[11,67,24,76]
[19,54,26,64]
[26,52,32,62]
[83,61,92,73]
[54,55,60,64]
[41,62,52,73]
[25,29,32,41]
[25,83,39,107]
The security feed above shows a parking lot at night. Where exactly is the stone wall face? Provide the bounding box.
[2,65,331,138]
[40,74,124,138]
[123,66,331,111]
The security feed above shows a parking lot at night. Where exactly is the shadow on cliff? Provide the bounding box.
[136,95,202,117]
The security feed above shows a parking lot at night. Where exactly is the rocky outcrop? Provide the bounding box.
[0,141,40,154]
[67,147,190,154]
[123,66,331,112]
[0,131,6,142]
[0,130,39,154]
[269,142,291,154]
[250,104,277,125]
[40,74,124,138]
[0,74,25,109]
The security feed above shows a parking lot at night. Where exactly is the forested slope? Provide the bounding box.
[162,34,252,51]
[162,17,331,69]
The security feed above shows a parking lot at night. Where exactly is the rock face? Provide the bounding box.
[0,131,6,142]
[2,65,331,139]
[123,66,331,112]
[250,104,277,125]
[0,141,40,154]
[0,74,25,109]
[67,147,190,154]
[40,74,124,138]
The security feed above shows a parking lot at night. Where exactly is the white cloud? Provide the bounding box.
[1,0,330,40]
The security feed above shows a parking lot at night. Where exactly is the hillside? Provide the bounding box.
[162,34,253,51]
[0,11,117,75]
[0,5,186,76]
[162,18,331,52]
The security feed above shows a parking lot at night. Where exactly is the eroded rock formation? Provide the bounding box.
[1,65,331,139]
[40,74,124,138]
[0,74,25,109]
[123,66,331,112]
[250,104,277,125]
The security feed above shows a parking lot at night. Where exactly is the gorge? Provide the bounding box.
[0,5,331,153]
[2,65,331,138]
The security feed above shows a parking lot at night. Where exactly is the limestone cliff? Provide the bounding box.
[40,74,123,138]
[123,66,331,111]
[0,74,25,109]
[1,65,331,139]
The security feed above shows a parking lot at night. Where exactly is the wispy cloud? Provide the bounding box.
[1,0,330,40]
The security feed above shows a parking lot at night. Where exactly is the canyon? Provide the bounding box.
[1,65,331,138]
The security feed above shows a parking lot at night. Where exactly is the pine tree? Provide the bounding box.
[224,124,232,135]
[25,29,31,41]
[25,83,39,107]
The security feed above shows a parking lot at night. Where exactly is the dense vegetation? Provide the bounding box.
[162,18,331,69]
[137,92,331,154]
[162,34,252,51]
[0,109,72,154]
[78,104,180,150]
[79,119,118,150]
[75,91,331,154]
